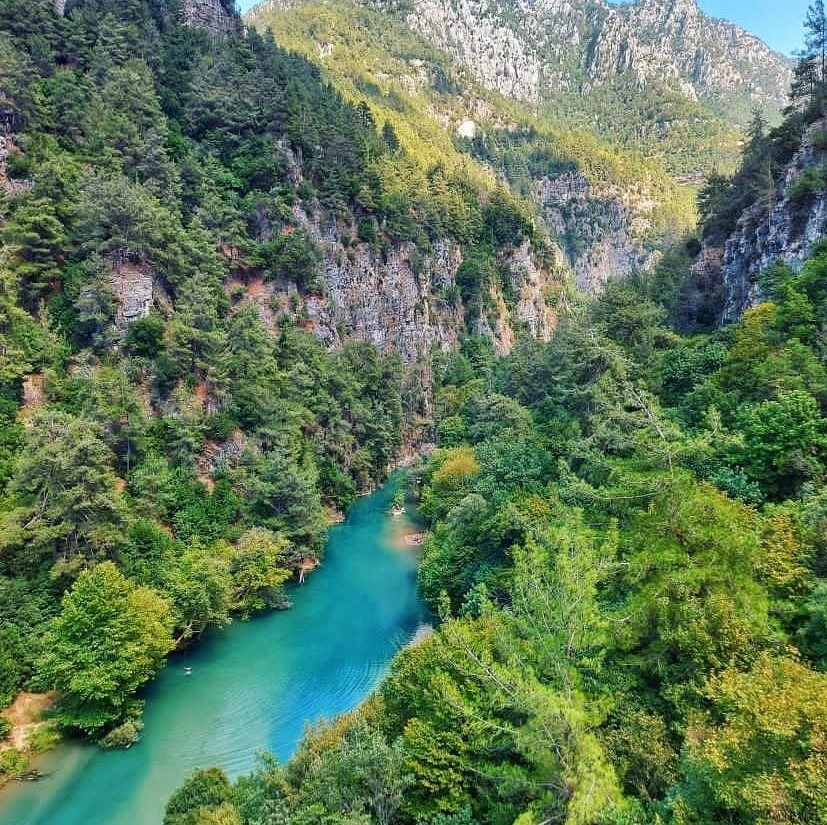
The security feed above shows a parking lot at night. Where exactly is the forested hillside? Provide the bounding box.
[3,0,827,822]
[268,0,792,177]
[0,0,484,767]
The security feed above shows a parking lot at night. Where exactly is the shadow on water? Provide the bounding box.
[0,474,427,825]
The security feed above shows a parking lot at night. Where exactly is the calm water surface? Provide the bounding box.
[0,477,425,825]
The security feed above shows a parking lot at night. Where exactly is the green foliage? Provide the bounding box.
[0,410,127,578]
[2,196,67,308]
[790,165,827,203]
[250,0,696,262]
[0,0,409,732]
[3,2,827,822]
[188,215,827,825]
[227,527,292,617]
[288,715,413,825]
[0,747,30,783]
[125,315,165,358]
[737,390,827,498]
[164,768,235,825]
[255,231,319,288]
[678,654,827,825]
[38,562,174,735]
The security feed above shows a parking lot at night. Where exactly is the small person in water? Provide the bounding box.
[184,666,192,676]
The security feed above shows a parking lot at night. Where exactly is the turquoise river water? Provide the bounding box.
[0,477,426,825]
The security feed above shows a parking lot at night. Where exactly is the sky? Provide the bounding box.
[235,1,811,56]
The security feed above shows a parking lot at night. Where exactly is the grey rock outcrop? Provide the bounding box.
[588,0,788,109]
[702,121,827,323]
[232,206,559,364]
[535,171,656,292]
[182,0,236,36]
[110,262,154,328]
[372,0,790,120]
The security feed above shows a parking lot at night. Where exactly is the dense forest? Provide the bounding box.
[164,242,827,825]
[162,6,827,825]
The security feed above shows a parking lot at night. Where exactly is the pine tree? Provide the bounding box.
[3,197,66,309]
[0,410,127,575]
[806,0,827,83]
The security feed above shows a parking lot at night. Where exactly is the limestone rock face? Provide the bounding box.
[589,0,788,106]
[535,172,656,292]
[701,121,827,323]
[182,0,236,36]
[230,205,560,364]
[110,262,154,328]
[370,0,790,118]
[294,208,558,360]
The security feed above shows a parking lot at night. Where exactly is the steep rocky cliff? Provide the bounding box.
[297,0,785,177]
[534,171,657,292]
[223,207,559,366]
[181,0,236,35]
[587,0,789,113]
[371,0,790,120]
[702,120,827,323]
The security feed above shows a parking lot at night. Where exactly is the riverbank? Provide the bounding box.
[0,471,412,799]
[0,694,59,789]
[389,501,427,552]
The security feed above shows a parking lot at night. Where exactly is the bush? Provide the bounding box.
[707,466,764,506]
[0,748,29,780]
[357,217,378,244]
[257,231,319,288]
[789,166,825,204]
[0,717,12,741]
[99,718,143,748]
[125,315,166,358]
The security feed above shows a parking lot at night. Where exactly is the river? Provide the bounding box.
[0,476,426,825]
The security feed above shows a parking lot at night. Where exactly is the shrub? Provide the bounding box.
[789,166,825,204]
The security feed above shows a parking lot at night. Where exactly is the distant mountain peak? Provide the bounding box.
[355,0,790,121]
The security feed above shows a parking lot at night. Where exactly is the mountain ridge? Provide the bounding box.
[254,0,790,179]
[248,0,697,293]
[362,0,792,115]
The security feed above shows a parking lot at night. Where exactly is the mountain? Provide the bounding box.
[372,0,790,112]
[0,0,440,752]
[248,0,697,293]
[281,0,791,177]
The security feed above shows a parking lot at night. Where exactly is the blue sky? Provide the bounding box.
[236,1,811,56]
